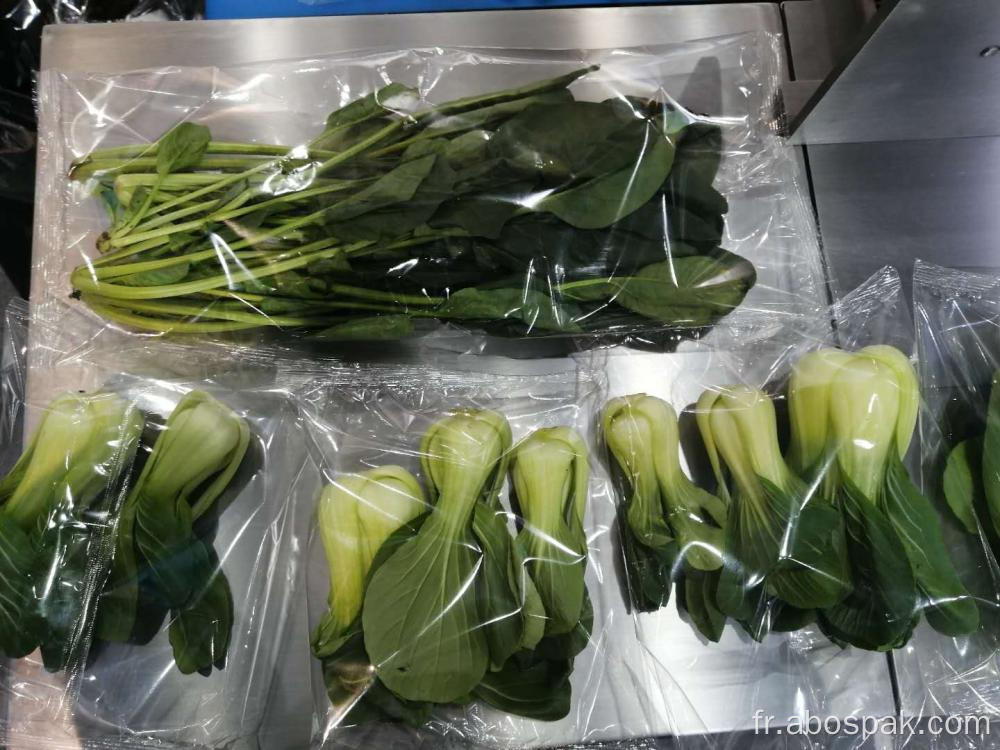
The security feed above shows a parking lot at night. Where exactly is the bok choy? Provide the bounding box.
[0,393,142,668]
[602,394,726,622]
[97,390,250,675]
[788,347,978,646]
[311,413,593,724]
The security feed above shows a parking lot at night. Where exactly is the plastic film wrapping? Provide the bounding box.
[903,260,1000,747]
[0,299,310,749]
[34,34,827,355]
[597,266,980,746]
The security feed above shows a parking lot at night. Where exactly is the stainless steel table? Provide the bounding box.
[27,7,897,749]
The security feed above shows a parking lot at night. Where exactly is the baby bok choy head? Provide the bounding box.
[697,386,849,620]
[510,427,589,636]
[1,392,143,528]
[602,394,727,614]
[362,409,511,704]
[313,466,426,657]
[788,346,978,644]
[312,466,427,719]
[97,390,250,676]
[0,392,142,665]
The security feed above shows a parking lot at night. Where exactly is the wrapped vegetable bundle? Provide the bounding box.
[69,68,753,342]
[0,392,142,669]
[945,373,1000,535]
[312,411,592,726]
[97,390,250,675]
[602,345,979,649]
[602,394,726,638]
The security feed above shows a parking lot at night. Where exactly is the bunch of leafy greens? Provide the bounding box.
[96,390,250,675]
[602,394,726,640]
[696,385,850,640]
[600,346,977,649]
[0,393,142,670]
[688,346,975,647]
[943,372,1000,579]
[312,413,591,726]
[788,346,978,647]
[69,68,753,343]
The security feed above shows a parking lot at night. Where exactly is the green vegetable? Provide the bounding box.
[510,427,589,636]
[97,390,249,675]
[983,372,1000,537]
[312,467,426,658]
[362,410,510,703]
[698,386,850,614]
[310,467,427,716]
[0,393,143,667]
[789,347,978,645]
[306,409,591,723]
[602,394,726,615]
[69,69,753,342]
[942,437,982,535]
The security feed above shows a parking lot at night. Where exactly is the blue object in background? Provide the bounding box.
[205,0,696,20]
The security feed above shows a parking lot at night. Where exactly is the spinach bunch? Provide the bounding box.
[312,413,592,726]
[70,68,753,343]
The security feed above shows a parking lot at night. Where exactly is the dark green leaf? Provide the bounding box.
[328,142,457,242]
[819,479,918,651]
[471,502,525,670]
[770,603,815,632]
[436,286,582,334]
[324,83,417,131]
[561,253,755,328]
[883,452,979,636]
[679,569,726,642]
[766,489,851,609]
[324,147,447,241]
[96,500,141,643]
[36,515,95,672]
[490,100,677,228]
[474,655,572,721]
[619,509,676,613]
[537,125,674,229]
[533,589,593,660]
[428,66,595,119]
[156,123,211,177]
[169,568,233,675]
[943,437,983,534]
[982,373,1000,538]
[361,512,488,703]
[0,516,41,658]
[491,101,638,182]
[134,494,211,609]
[314,315,415,341]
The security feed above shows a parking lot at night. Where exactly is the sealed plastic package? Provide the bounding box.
[34,32,827,356]
[0,298,143,747]
[597,266,977,741]
[294,356,691,748]
[22,29,844,750]
[903,261,1000,740]
[0,300,309,750]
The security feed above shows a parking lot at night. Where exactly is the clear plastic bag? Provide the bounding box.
[903,260,1000,736]
[294,355,704,748]
[0,299,309,749]
[597,266,967,742]
[35,33,827,354]
[0,298,143,748]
